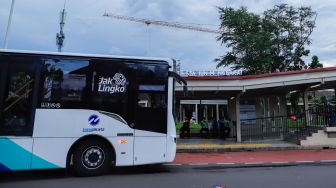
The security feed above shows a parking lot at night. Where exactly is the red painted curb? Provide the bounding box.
[174,149,336,164]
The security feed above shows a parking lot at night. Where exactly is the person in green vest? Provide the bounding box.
[199,117,209,138]
[218,116,231,140]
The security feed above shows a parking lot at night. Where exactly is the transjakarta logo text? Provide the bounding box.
[83,128,105,132]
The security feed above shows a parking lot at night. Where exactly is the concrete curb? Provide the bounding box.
[166,160,336,168]
[176,145,335,153]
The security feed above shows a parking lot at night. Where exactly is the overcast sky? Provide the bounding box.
[0,0,335,71]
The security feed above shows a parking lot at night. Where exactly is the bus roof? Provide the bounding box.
[0,49,174,65]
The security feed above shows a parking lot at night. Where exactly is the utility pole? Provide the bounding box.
[56,2,66,52]
[3,0,15,49]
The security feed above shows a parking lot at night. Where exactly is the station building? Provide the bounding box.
[175,67,336,145]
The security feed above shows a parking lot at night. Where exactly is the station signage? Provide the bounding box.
[179,70,242,77]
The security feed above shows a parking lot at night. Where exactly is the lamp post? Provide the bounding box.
[3,0,15,49]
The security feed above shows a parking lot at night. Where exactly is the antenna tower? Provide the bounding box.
[56,2,67,52]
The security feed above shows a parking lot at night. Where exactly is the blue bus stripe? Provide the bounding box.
[0,138,60,170]
[0,163,11,172]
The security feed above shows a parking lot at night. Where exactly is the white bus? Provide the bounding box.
[0,50,187,176]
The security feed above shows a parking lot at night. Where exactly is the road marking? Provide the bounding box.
[271,162,289,164]
[189,163,209,166]
[164,164,182,166]
[244,162,264,165]
[320,160,336,163]
[216,163,235,165]
[296,161,315,163]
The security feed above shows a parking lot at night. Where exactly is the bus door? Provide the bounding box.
[91,61,137,165]
[133,64,168,165]
[0,58,38,171]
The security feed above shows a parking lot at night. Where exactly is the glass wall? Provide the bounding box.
[179,100,228,123]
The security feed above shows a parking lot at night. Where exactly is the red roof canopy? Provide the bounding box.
[183,67,336,81]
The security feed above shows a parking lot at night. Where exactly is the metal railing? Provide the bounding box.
[241,116,285,141]
[241,106,336,143]
[284,106,336,144]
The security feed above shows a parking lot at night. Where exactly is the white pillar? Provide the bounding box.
[236,95,241,142]
[195,104,198,123]
[179,104,182,121]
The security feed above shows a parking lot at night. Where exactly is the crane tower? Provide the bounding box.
[103,13,220,34]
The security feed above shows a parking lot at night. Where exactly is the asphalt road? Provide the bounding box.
[1,164,336,188]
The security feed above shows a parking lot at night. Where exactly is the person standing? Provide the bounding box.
[180,117,190,138]
[200,117,209,138]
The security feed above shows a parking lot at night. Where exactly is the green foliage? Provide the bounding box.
[330,96,336,105]
[289,92,300,108]
[310,92,335,106]
[308,55,323,69]
[310,91,320,105]
[216,4,318,74]
[320,95,328,105]
[176,122,201,131]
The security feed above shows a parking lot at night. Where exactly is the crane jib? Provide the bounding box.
[103,12,221,34]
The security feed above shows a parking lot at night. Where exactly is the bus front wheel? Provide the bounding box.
[72,139,112,176]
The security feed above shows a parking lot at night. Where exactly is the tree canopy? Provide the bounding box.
[308,55,323,69]
[216,4,319,74]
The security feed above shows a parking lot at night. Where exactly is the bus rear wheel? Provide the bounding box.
[72,139,112,176]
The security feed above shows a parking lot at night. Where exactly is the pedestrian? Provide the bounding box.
[180,117,190,138]
[329,112,336,127]
[200,117,209,138]
[218,117,231,140]
[211,119,219,137]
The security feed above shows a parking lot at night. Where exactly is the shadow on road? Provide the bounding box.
[0,164,171,183]
[108,164,171,175]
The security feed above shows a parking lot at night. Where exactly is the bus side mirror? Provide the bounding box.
[168,71,188,97]
[183,85,188,97]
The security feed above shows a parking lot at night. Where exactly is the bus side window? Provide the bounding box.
[135,64,168,134]
[40,59,89,109]
[138,87,166,109]
[2,72,33,131]
[0,59,36,136]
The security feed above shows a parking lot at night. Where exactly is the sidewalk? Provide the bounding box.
[173,149,336,167]
[176,138,330,153]
[173,138,336,168]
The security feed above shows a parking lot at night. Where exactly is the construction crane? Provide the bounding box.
[103,12,221,34]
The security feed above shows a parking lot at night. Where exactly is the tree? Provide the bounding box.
[216,4,317,74]
[308,55,323,69]
[288,92,300,113]
[320,95,328,106]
